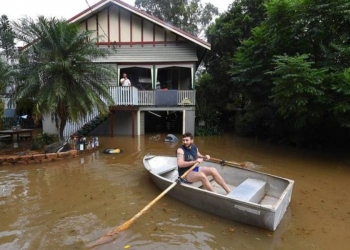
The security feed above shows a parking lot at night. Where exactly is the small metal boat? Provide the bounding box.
[143,155,294,231]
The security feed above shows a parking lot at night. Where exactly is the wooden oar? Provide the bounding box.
[209,157,247,168]
[88,162,200,249]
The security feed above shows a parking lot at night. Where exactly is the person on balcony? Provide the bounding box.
[120,73,131,86]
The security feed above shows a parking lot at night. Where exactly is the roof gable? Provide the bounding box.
[68,0,210,50]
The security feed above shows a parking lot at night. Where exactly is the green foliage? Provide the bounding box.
[31,137,45,150]
[15,98,36,115]
[135,0,219,36]
[0,15,16,61]
[0,58,15,94]
[37,132,55,145]
[234,107,274,137]
[195,109,223,136]
[10,16,117,141]
[330,68,350,127]
[203,0,267,121]
[31,132,57,150]
[195,72,223,135]
[267,54,328,129]
[228,0,350,146]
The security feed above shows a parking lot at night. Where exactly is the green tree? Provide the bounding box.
[203,0,266,114]
[195,72,223,135]
[0,15,16,95]
[11,16,117,141]
[134,0,219,36]
[268,54,328,129]
[0,58,15,94]
[0,15,16,61]
[230,0,350,146]
[330,68,350,128]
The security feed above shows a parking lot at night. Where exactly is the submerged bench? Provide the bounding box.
[0,134,11,142]
[227,178,266,203]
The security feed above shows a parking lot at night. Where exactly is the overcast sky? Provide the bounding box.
[1,0,233,22]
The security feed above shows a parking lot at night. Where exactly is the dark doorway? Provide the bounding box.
[145,111,182,133]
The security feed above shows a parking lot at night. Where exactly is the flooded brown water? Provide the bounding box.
[0,133,349,250]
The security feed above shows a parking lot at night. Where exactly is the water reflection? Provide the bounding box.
[0,133,349,249]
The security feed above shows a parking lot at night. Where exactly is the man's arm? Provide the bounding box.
[197,149,210,160]
[177,148,202,168]
[120,78,124,86]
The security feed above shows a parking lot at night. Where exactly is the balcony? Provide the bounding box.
[109,86,196,106]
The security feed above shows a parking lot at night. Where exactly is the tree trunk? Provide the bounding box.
[59,119,67,141]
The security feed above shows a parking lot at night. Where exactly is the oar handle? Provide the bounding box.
[210,157,246,168]
[210,157,226,165]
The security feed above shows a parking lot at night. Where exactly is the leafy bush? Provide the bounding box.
[31,133,57,150]
[37,132,55,145]
[31,138,45,150]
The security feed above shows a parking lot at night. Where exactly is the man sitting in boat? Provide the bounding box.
[177,132,231,194]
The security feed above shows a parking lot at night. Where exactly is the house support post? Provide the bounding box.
[132,111,135,138]
[110,110,114,137]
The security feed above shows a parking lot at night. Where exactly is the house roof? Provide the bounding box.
[68,0,211,50]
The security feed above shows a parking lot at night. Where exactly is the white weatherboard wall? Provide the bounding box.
[42,115,59,135]
[183,109,195,135]
[113,111,138,136]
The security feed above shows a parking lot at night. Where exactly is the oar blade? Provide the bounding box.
[87,217,136,248]
[87,234,116,249]
[108,219,134,235]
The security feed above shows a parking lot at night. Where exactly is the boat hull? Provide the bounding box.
[143,155,294,231]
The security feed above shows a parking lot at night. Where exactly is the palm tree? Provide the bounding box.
[11,16,116,141]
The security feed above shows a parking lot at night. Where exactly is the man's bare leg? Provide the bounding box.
[200,167,231,194]
[186,171,215,192]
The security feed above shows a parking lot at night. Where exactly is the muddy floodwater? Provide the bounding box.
[0,133,349,250]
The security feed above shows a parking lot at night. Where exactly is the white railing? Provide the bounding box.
[109,86,138,105]
[138,90,155,105]
[177,90,196,106]
[108,88,196,106]
[63,107,100,139]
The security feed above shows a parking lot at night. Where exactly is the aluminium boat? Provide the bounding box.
[143,155,294,231]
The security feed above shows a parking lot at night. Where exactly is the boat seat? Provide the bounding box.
[227,178,266,203]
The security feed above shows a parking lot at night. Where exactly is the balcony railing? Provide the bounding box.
[109,86,196,106]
